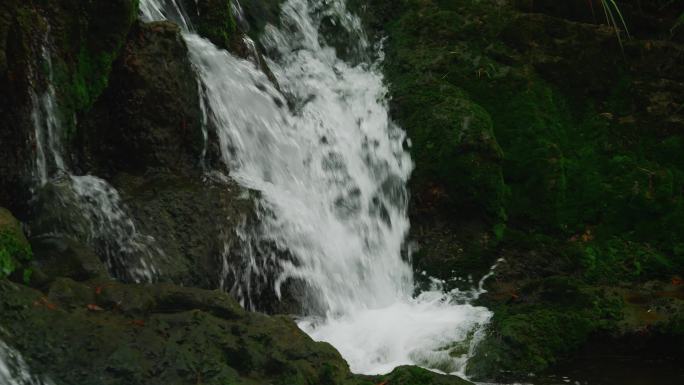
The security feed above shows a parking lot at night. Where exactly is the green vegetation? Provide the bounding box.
[54,0,140,140]
[0,208,32,282]
[184,0,238,49]
[0,230,32,280]
[674,12,684,36]
[375,0,684,281]
[469,275,625,375]
[366,0,684,379]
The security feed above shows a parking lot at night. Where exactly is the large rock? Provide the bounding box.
[79,21,205,177]
[29,234,109,287]
[111,173,256,288]
[0,278,348,385]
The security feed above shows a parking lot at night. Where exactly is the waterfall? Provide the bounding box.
[140,0,491,376]
[29,33,161,283]
[0,340,53,385]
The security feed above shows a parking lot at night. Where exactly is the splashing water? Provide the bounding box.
[0,340,54,385]
[140,0,492,375]
[30,34,160,283]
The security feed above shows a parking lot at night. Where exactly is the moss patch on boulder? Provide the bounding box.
[0,208,32,281]
[181,0,238,49]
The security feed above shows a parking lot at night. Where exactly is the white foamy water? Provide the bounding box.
[298,290,491,375]
[30,35,160,283]
[0,340,53,385]
[140,0,491,375]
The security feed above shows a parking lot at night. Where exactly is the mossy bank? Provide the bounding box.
[363,0,684,380]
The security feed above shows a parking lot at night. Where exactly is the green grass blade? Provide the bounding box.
[606,0,631,38]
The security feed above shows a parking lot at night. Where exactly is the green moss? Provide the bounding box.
[469,277,624,378]
[0,208,32,281]
[400,79,506,218]
[379,0,684,263]
[193,0,238,49]
[672,12,684,35]
[581,238,682,283]
[45,0,139,139]
[469,308,594,375]
[0,231,32,281]
[378,365,473,385]
[382,2,509,219]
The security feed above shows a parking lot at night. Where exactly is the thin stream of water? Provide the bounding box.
[29,30,161,283]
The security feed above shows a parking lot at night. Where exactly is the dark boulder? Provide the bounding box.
[29,234,109,286]
[79,21,205,177]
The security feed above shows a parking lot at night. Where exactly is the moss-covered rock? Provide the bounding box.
[0,208,32,281]
[382,3,508,221]
[375,366,473,385]
[0,278,475,385]
[181,0,237,49]
[29,234,109,287]
[109,173,257,289]
[0,278,346,385]
[468,276,623,377]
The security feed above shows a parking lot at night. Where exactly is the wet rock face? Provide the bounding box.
[0,1,40,217]
[0,0,139,217]
[29,235,109,285]
[179,0,281,84]
[111,173,256,288]
[79,21,205,177]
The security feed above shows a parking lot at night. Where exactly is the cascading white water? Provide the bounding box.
[0,340,53,385]
[30,35,160,283]
[140,0,492,376]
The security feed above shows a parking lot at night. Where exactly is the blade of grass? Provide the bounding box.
[606,0,631,38]
[599,0,631,52]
